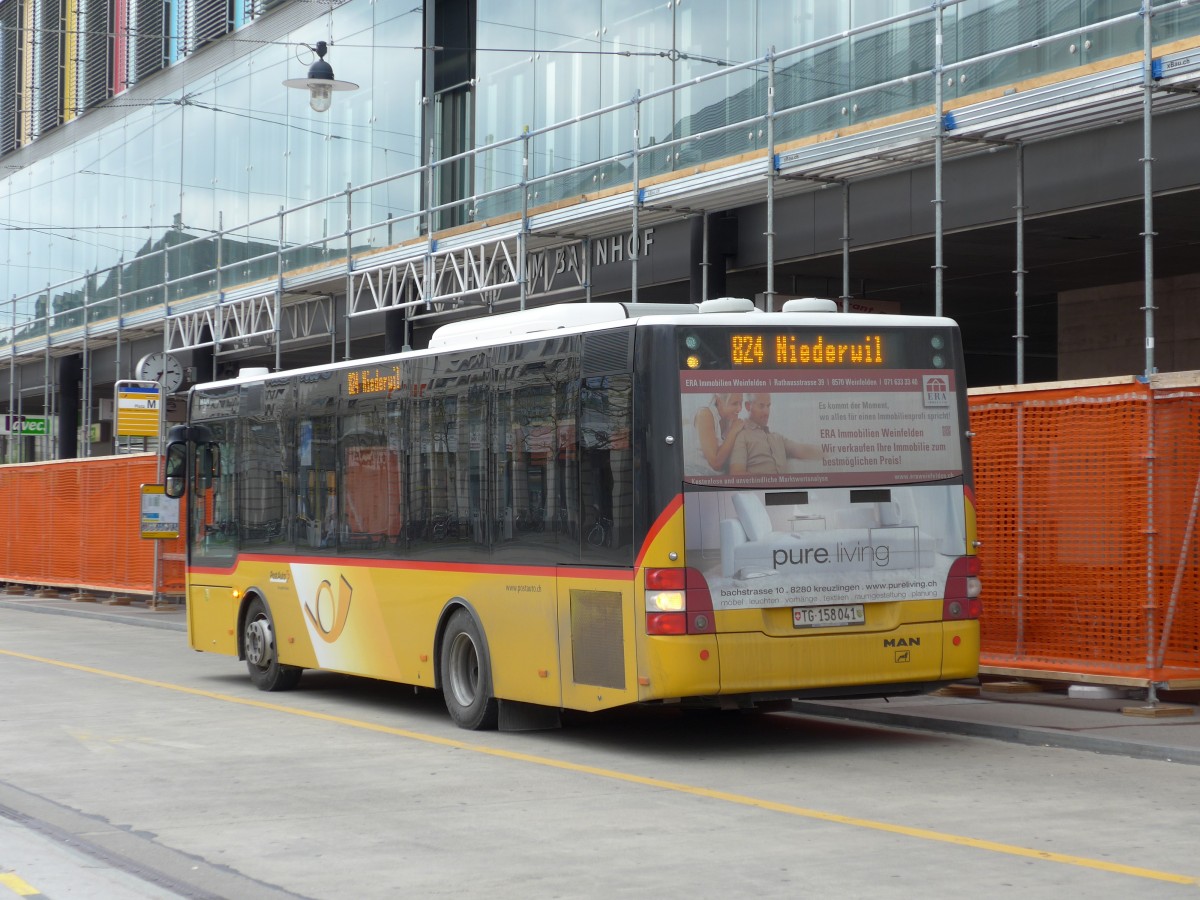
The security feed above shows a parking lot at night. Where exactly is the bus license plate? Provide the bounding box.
[793,604,865,628]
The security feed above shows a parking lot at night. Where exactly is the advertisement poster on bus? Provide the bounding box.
[679,369,966,609]
[679,369,962,488]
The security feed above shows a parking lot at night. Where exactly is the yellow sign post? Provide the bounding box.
[140,484,181,540]
[116,382,162,437]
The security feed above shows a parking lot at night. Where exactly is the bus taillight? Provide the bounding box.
[646,612,688,635]
[645,567,716,635]
[943,556,982,620]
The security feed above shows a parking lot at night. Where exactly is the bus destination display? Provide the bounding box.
[730,333,885,367]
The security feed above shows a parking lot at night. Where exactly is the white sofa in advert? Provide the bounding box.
[718,492,935,580]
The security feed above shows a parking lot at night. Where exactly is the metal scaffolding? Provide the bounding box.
[4,2,1200,460]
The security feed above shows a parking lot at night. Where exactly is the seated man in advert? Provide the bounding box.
[728,392,821,475]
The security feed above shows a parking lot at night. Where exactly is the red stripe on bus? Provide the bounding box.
[635,494,684,569]
[190,556,632,582]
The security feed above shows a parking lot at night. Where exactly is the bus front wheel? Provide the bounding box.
[439,609,498,730]
[244,598,302,692]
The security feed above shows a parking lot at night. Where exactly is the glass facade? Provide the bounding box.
[1,0,425,337]
[1,0,1199,347]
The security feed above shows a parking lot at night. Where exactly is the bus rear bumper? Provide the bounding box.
[636,623,978,703]
[713,621,979,696]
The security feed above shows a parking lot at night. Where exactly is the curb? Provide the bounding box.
[789,700,1200,767]
[0,599,187,633]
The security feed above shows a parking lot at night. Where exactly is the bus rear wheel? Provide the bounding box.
[244,598,302,692]
[440,609,498,730]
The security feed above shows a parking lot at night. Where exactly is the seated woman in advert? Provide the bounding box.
[690,392,745,475]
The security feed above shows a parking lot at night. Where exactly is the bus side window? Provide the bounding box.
[406,353,488,558]
[192,425,237,559]
[342,403,402,553]
[294,416,338,551]
[493,347,577,563]
[580,375,632,562]
[555,374,580,546]
[237,421,286,546]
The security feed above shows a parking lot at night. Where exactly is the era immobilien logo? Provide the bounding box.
[922,375,950,407]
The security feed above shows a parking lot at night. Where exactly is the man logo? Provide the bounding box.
[895,650,911,663]
[304,575,353,642]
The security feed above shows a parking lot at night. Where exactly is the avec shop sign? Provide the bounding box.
[0,415,52,435]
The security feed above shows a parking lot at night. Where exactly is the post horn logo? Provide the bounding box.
[304,575,353,643]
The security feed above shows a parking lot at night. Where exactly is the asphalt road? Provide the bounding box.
[3,606,1198,899]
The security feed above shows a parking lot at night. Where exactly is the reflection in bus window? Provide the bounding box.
[554,374,580,545]
[495,345,580,562]
[342,402,403,552]
[191,421,237,561]
[408,354,489,558]
[237,419,286,546]
[295,416,338,551]
[580,375,632,564]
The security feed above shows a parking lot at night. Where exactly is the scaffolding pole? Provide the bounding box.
[842,182,851,313]
[765,49,777,312]
[1142,1,1159,704]
[1015,142,1027,385]
[276,224,284,374]
[42,323,50,462]
[344,182,354,361]
[631,93,641,304]
[520,132,530,311]
[584,237,593,303]
[7,297,13,463]
[934,0,947,317]
[1142,1,1157,378]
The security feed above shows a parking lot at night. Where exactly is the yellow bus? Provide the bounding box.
[164,298,980,730]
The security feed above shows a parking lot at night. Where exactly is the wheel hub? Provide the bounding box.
[246,617,274,667]
[447,633,479,706]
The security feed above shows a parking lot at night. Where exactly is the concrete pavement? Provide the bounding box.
[4,590,1198,765]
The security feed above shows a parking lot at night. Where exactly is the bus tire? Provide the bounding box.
[439,608,498,730]
[244,597,302,692]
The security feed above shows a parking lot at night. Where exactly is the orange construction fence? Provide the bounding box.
[4,384,1200,688]
[0,453,184,597]
[971,374,1200,688]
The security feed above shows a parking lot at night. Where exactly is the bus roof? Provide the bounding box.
[195,300,960,389]
[426,302,695,349]
[428,298,959,352]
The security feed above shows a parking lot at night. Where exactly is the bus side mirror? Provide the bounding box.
[164,442,187,499]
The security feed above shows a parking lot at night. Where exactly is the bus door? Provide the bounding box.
[186,417,239,655]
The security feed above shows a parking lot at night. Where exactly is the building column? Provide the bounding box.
[383,307,408,354]
[195,326,216,384]
[57,355,82,459]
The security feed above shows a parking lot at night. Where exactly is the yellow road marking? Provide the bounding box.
[3,648,1197,886]
[0,872,40,896]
